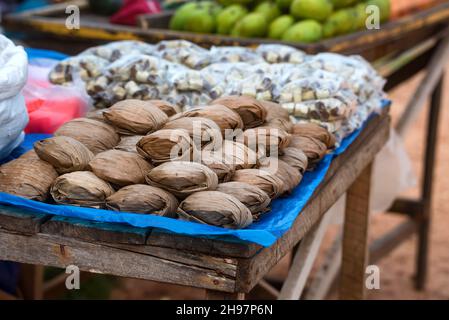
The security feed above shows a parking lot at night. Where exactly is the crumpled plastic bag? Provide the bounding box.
[370,129,417,213]
[0,35,29,160]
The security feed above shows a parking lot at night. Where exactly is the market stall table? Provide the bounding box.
[0,108,390,300]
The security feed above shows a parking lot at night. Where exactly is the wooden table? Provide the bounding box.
[0,110,390,300]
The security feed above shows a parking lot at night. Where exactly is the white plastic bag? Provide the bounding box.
[0,35,29,160]
[370,129,417,213]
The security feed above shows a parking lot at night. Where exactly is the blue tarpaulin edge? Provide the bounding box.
[0,108,386,247]
[0,48,389,247]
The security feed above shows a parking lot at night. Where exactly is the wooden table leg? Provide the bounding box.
[18,264,44,300]
[339,163,372,300]
[205,290,245,300]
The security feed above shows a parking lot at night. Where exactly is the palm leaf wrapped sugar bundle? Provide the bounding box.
[162,117,222,151]
[178,191,253,229]
[232,169,285,199]
[279,147,308,174]
[137,129,196,164]
[86,108,107,122]
[292,123,336,149]
[264,117,293,133]
[260,100,293,133]
[89,150,153,187]
[170,104,244,137]
[237,127,291,157]
[216,182,270,216]
[0,158,58,201]
[148,99,181,117]
[145,161,218,199]
[261,100,290,122]
[54,118,120,154]
[220,140,259,170]
[211,96,267,129]
[289,135,328,168]
[19,150,40,160]
[200,150,235,183]
[114,135,144,153]
[103,99,168,135]
[106,185,178,217]
[34,136,94,174]
[259,157,302,195]
[50,171,115,208]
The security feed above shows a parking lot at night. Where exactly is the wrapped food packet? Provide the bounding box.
[49,55,108,85]
[106,185,178,217]
[209,46,264,64]
[178,191,253,229]
[79,40,156,62]
[282,89,358,122]
[256,44,306,64]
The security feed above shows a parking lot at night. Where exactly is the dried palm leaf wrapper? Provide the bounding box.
[89,150,153,187]
[232,169,284,199]
[0,158,58,201]
[114,135,143,153]
[221,140,259,170]
[237,127,291,157]
[280,147,308,174]
[216,182,270,215]
[162,117,222,151]
[146,161,218,198]
[178,191,253,229]
[259,157,302,194]
[137,129,196,164]
[261,101,290,121]
[103,99,168,135]
[51,171,115,207]
[54,118,120,154]
[34,136,94,174]
[171,104,243,136]
[265,118,293,133]
[86,108,107,122]
[201,150,235,183]
[211,96,267,129]
[106,184,178,217]
[148,100,181,117]
[292,123,336,149]
[289,136,328,166]
[19,150,40,160]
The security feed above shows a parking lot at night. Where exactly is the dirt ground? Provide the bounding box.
[110,66,449,300]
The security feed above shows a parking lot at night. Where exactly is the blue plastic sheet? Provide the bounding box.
[0,47,388,247]
[0,121,368,247]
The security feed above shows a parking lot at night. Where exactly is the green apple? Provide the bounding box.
[268,14,295,39]
[216,4,248,34]
[330,0,358,9]
[282,19,323,43]
[254,1,282,23]
[231,12,268,38]
[366,0,391,22]
[290,0,333,22]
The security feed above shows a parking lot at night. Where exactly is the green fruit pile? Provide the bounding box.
[169,0,391,43]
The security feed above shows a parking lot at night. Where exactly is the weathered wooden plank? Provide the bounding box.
[0,205,51,234]
[0,230,235,292]
[340,163,373,300]
[147,229,261,259]
[40,215,151,245]
[100,242,238,278]
[205,290,245,300]
[235,115,390,293]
